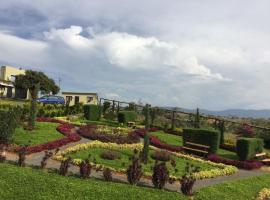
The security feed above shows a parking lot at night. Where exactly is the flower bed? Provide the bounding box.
[54,141,238,180]
[208,154,263,170]
[78,125,140,144]
[16,118,81,154]
[134,128,183,152]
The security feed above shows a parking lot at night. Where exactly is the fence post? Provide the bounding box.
[194,108,200,128]
[171,110,175,130]
[112,100,115,112]
[117,102,120,113]
[145,104,150,129]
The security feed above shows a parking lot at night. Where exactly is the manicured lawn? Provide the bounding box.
[195,174,270,200]
[13,122,65,146]
[67,147,216,177]
[0,163,183,200]
[217,149,238,160]
[0,98,28,106]
[149,131,183,146]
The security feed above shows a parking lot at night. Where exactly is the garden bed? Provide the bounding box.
[53,141,238,180]
[15,118,81,154]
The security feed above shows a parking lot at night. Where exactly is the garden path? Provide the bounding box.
[4,136,270,193]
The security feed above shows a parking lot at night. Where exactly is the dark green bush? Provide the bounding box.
[183,128,220,153]
[236,138,264,160]
[0,108,21,143]
[117,111,137,124]
[83,104,101,121]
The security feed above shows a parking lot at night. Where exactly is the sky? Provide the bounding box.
[0,0,270,110]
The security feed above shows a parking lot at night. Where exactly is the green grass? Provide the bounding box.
[13,122,65,146]
[67,147,216,177]
[0,163,183,200]
[0,98,28,106]
[149,131,183,146]
[217,148,238,160]
[195,174,270,200]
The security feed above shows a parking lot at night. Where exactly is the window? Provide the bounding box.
[66,96,73,103]
[87,96,93,102]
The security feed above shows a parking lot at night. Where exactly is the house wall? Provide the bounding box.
[62,93,98,106]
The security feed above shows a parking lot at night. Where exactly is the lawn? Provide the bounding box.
[13,122,65,146]
[0,163,183,200]
[0,98,28,106]
[67,147,216,177]
[149,131,183,146]
[195,173,270,200]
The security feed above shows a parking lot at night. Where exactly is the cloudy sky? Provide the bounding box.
[0,0,270,110]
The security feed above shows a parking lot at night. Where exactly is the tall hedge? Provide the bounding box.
[236,138,264,161]
[0,108,21,143]
[183,128,220,153]
[83,104,101,121]
[117,111,137,124]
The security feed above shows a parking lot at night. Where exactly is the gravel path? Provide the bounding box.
[4,137,270,193]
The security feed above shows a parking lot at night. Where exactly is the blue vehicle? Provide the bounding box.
[37,95,65,104]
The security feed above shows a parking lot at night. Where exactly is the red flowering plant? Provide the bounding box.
[237,123,255,138]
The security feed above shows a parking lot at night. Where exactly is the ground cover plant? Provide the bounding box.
[54,141,238,180]
[149,131,183,146]
[0,163,182,200]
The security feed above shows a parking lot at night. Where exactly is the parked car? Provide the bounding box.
[37,95,65,104]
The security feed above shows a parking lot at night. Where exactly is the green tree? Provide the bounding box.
[14,70,59,127]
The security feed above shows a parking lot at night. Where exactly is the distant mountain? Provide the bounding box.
[168,107,270,119]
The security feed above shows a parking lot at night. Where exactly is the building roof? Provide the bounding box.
[62,92,98,95]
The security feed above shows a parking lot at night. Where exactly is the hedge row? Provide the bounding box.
[83,105,101,121]
[236,138,264,161]
[117,111,137,124]
[183,128,220,154]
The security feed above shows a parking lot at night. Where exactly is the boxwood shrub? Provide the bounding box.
[0,108,21,143]
[117,111,137,124]
[236,138,264,161]
[83,104,101,121]
[183,128,220,153]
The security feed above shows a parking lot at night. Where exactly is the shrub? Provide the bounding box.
[126,151,143,185]
[18,146,27,167]
[100,150,121,160]
[59,157,71,176]
[104,111,116,121]
[79,159,91,179]
[180,162,200,196]
[152,161,169,189]
[141,134,150,164]
[83,105,101,121]
[236,138,264,160]
[151,150,171,162]
[103,168,113,181]
[183,128,220,153]
[0,108,21,143]
[117,111,137,124]
[102,101,111,114]
[40,149,59,169]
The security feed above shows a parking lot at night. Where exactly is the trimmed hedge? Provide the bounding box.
[83,105,101,121]
[117,111,137,124]
[0,108,21,143]
[183,128,220,153]
[236,138,264,161]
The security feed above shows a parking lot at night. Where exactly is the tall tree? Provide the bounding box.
[14,70,59,127]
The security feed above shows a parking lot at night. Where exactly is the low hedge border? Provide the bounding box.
[207,154,263,170]
[53,141,238,180]
[16,118,81,154]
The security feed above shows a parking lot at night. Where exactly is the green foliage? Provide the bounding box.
[0,163,181,200]
[117,111,137,124]
[83,104,101,121]
[236,138,264,160]
[141,134,150,163]
[102,101,111,114]
[0,107,21,143]
[14,70,59,127]
[183,128,220,153]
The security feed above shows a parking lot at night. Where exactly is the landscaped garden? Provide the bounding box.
[0,71,270,199]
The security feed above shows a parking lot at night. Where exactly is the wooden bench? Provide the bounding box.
[262,158,270,166]
[255,152,266,159]
[183,142,210,157]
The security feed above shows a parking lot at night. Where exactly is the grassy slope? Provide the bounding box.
[13,122,65,146]
[67,147,216,177]
[0,98,27,106]
[195,174,270,200]
[0,163,183,200]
